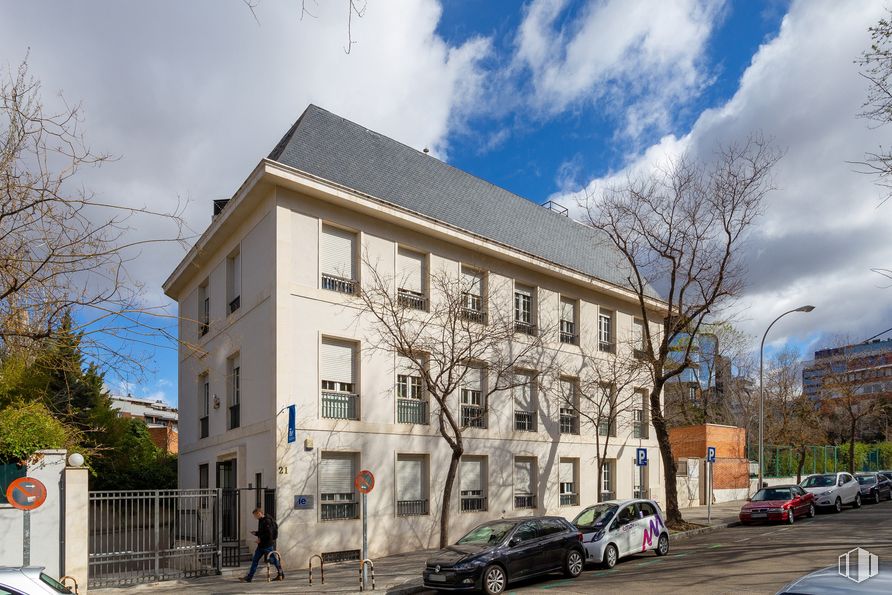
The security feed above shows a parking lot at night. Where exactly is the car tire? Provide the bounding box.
[482,565,507,595]
[564,549,584,578]
[853,493,862,509]
[834,497,843,513]
[603,544,619,569]
[655,533,670,556]
[786,509,795,525]
[808,503,816,518]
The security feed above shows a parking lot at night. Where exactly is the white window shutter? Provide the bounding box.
[560,379,575,401]
[321,339,355,384]
[463,366,482,389]
[321,225,355,279]
[462,268,482,296]
[396,456,423,501]
[514,460,532,494]
[397,248,424,293]
[560,298,574,322]
[514,374,532,410]
[515,284,532,298]
[461,458,482,492]
[320,454,355,495]
[559,460,574,484]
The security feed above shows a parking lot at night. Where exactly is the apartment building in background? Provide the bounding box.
[163,105,667,565]
[110,394,179,454]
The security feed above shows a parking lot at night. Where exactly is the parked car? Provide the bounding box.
[856,472,892,503]
[739,484,816,525]
[0,567,73,595]
[776,562,892,594]
[422,517,585,594]
[800,472,861,512]
[878,469,892,483]
[571,499,669,569]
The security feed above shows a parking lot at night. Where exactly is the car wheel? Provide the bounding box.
[655,533,670,556]
[808,503,816,518]
[564,549,584,578]
[482,565,507,595]
[834,497,843,513]
[603,544,619,569]
[853,493,862,508]
[786,509,795,525]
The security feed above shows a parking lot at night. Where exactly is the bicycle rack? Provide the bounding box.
[359,558,375,591]
[264,550,283,582]
[308,554,324,585]
[60,576,79,595]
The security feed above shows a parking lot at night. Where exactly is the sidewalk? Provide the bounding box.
[677,499,745,529]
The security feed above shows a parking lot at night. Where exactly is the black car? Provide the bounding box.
[422,516,585,594]
[856,472,892,502]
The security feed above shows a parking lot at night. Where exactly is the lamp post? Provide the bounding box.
[758,305,815,488]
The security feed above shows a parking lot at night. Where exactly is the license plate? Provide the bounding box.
[751,512,767,518]
[428,574,446,582]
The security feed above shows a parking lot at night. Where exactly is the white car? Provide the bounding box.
[0,567,73,595]
[799,472,861,512]
[571,499,670,569]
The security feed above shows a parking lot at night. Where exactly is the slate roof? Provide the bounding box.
[268,105,656,298]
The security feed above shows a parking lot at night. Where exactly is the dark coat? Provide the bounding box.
[256,515,275,548]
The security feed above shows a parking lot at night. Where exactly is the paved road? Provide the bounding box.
[486,499,892,594]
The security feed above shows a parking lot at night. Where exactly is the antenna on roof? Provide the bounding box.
[423,148,430,154]
[540,200,569,217]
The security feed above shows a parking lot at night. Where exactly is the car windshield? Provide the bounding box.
[801,475,835,488]
[456,521,516,545]
[857,475,877,485]
[573,503,618,529]
[752,488,792,501]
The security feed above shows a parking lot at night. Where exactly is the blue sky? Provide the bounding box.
[1,1,889,406]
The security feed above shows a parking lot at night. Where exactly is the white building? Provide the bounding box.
[163,105,667,565]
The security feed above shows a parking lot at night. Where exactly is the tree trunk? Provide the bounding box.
[439,446,462,548]
[849,418,857,475]
[650,383,682,523]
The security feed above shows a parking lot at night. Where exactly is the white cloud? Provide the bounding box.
[553,0,892,347]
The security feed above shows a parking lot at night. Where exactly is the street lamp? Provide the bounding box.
[758,305,815,488]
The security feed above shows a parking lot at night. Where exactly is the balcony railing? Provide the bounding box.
[228,295,240,314]
[560,411,579,434]
[321,501,358,521]
[633,421,648,439]
[321,274,357,295]
[199,416,209,439]
[199,322,209,336]
[461,307,487,324]
[514,410,536,432]
[514,494,536,509]
[514,321,537,336]
[559,331,578,345]
[461,405,486,429]
[322,392,360,420]
[460,496,487,512]
[396,499,429,517]
[633,348,647,360]
[599,340,616,353]
[560,493,579,506]
[228,404,240,430]
[600,490,616,501]
[397,289,426,311]
[397,398,429,424]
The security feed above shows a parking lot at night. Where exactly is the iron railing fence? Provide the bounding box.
[514,321,537,336]
[514,495,535,509]
[460,496,487,512]
[321,274,356,294]
[396,499,429,516]
[514,410,536,432]
[397,398,429,424]
[322,392,360,420]
[559,493,579,506]
[397,289,426,310]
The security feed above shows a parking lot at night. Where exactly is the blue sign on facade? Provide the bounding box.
[707,446,716,463]
[287,404,296,443]
[293,495,314,509]
[636,447,648,466]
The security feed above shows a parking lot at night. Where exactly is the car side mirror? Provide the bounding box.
[508,538,520,547]
[746,497,751,502]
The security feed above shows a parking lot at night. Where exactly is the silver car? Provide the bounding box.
[800,472,862,512]
[572,499,670,569]
[0,567,73,595]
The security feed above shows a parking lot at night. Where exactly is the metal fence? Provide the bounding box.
[748,445,892,478]
[88,489,220,588]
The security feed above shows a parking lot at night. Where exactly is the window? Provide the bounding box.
[559,458,579,506]
[514,457,536,509]
[396,454,428,516]
[461,366,486,429]
[514,284,536,335]
[597,384,615,437]
[228,355,240,430]
[397,248,426,310]
[513,372,536,432]
[633,390,649,439]
[460,267,486,323]
[634,465,649,499]
[601,460,615,500]
[321,338,359,420]
[559,378,579,435]
[539,518,568,536]
[320,452,358,520]
[632,319,645,359]
[598,311,614,352]
[460,456,487,512]
[199,374,210,439]
[513,521,539,542]
[559,297,577,344]
[227,249,241,314]
[396,355,427,424]
[198,280,209,336]
[320,224,357,294]
[689,385,698,403]
[199,464,209,490]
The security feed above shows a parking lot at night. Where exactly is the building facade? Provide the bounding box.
[163,106,667,564]
[110,395,179,453]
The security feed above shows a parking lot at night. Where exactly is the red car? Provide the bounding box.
[739,484,816,525]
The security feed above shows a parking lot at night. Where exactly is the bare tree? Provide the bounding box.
[356,255,556,547]
[857,9,892,205]
[582,135,780,524]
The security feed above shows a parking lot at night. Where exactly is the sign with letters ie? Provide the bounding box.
[707,446,716,463]
[293,495,314,510]
[635,448,648,467]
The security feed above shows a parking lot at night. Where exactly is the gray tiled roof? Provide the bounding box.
[268,105,656,298]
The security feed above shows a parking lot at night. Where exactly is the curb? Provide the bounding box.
[670,520,741,541]
[386,579,426,595]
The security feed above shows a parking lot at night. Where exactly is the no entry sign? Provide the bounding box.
[5,477,47,511]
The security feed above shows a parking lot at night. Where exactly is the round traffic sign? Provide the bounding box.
[355,469,375,494]
[5,477,47,511]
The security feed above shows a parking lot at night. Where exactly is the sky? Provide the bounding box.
[1,0,890,406]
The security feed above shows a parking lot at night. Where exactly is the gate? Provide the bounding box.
[221,488,276,567]
[88,489,221,588]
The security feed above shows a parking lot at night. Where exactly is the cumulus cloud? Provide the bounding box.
[552,0,892,347]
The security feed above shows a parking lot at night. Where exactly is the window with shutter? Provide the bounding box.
[513,373,535,431]
[396,455,428,516]
[560,298,577,344]
[397,249,425,309]
[559,458,578,506]
[321,339,355,391]
[514,284,533,328]
[459,456,487,510]
[320,225,356,293]
[319,453,358,520]
[461,367,486,428]
[599,311,613,352]
[227,355,240,430]
[460,267,485,321]
[227,249,241,314]
[514,457,536,509]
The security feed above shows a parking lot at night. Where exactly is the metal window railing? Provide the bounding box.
[321,501,359,521]
[461,405,486,429]
[396,499,429,517]
[599,340,616,353]
[461,307,487,324]
[228,296,240,314]
[199,416,209,439]
[321,274,356,295]
[514,494,535,509]
[397,398,429,424]
[514,321,537,336]
[228,405,240,429]
[559,331,578,344]
[559,493,578,506]
[514,410,536,432]
[460,496,487,512]
[322,392,360,420]
[397,289,426,310]
[633,421,648,439]
[560,410,579,434]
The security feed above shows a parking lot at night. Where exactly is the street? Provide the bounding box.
[464,499,892,594]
